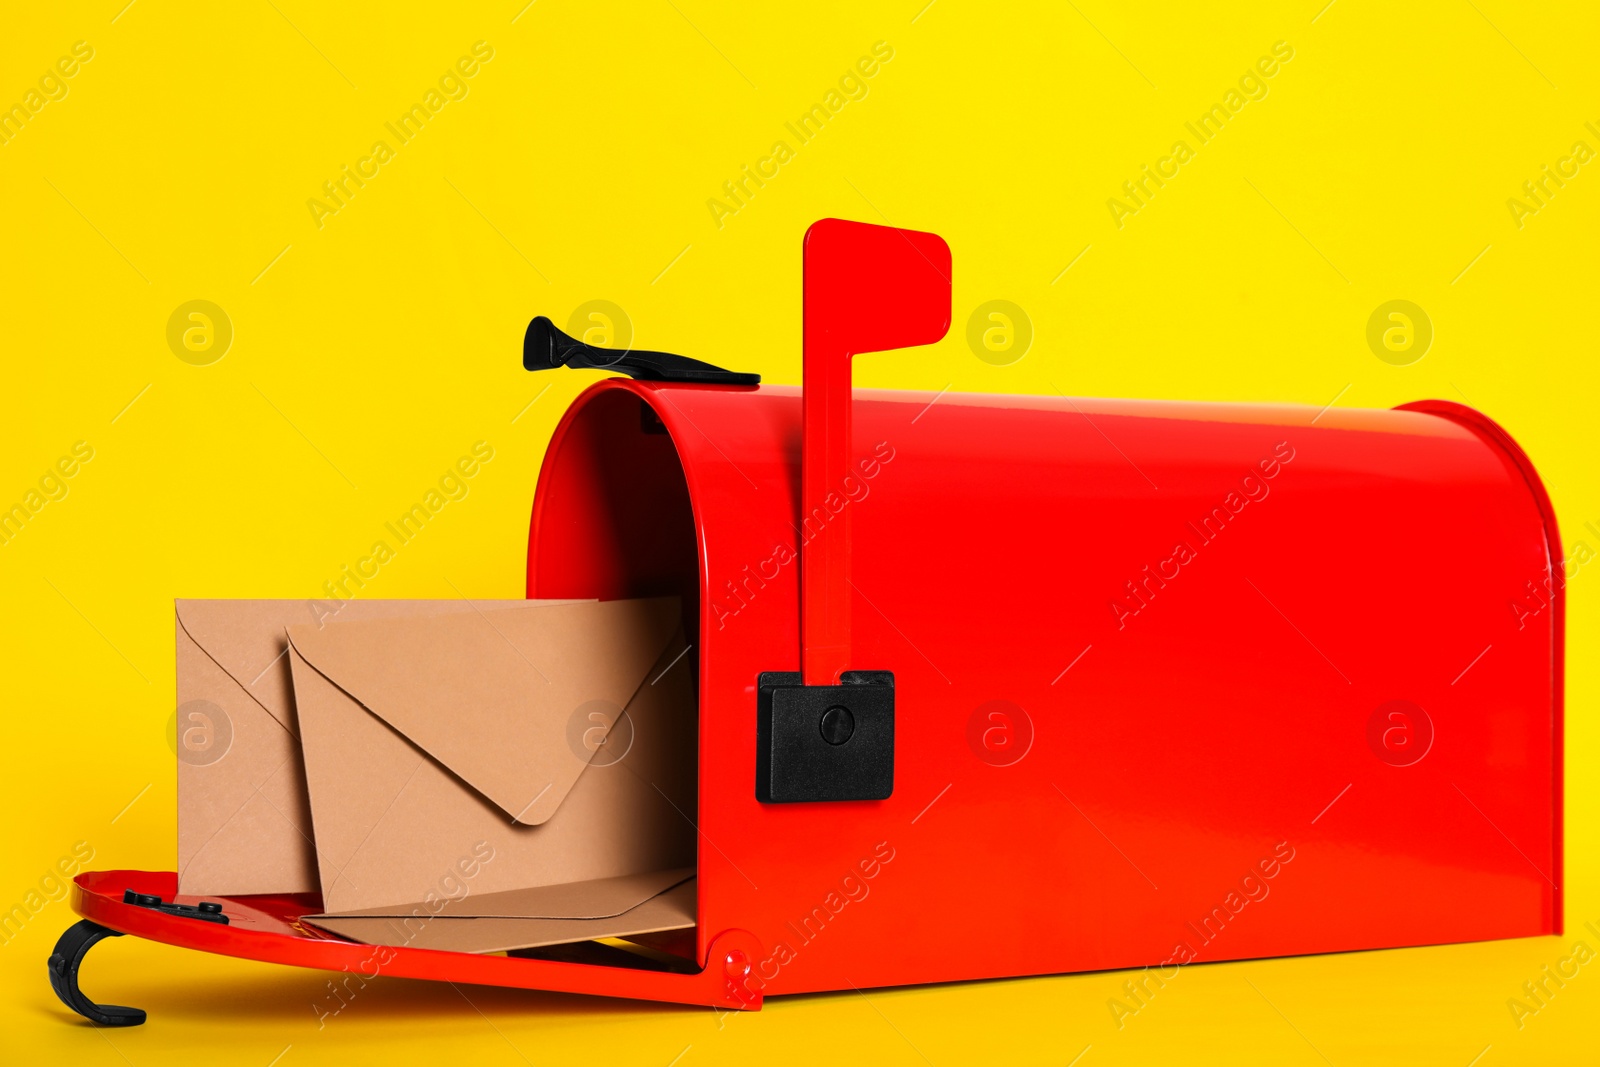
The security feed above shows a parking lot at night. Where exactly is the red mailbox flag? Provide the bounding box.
[801,219,952,685]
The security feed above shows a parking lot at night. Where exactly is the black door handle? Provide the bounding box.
[524,316,760,385]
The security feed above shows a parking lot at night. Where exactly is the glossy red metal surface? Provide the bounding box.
[800,219,952,684]
[529,380,1562,1000]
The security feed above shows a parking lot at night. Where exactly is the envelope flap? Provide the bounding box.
[175,599,307,730]
[314,868,694,920]
[285,597,681,825]
[302,881,697,955]
[175,598,576,734]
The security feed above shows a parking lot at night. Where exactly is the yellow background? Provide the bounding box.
[2,0,1596,1062]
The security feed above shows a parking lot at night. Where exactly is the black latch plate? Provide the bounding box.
[757,670,894,803]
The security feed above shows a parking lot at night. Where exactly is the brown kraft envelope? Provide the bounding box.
[285,596,697,934]
[307,872,698,955]
[174,598,581,896]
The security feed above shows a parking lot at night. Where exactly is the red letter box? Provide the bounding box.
[58,220,1561,1018]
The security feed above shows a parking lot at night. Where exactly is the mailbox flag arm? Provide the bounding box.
[800,219,952,685]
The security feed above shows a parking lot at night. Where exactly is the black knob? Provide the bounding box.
[820,706,855,746]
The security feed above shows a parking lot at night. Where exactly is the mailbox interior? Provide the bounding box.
[526,386,705,969]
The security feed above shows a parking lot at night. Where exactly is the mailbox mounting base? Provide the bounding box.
[756,671,894,803]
